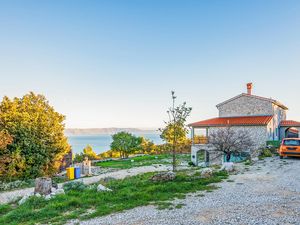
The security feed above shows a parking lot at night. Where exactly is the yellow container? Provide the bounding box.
[66,167,75,180]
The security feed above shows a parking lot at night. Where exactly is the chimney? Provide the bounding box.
[247,83,253,95]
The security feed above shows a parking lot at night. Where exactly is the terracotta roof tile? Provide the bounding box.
[189,116,273,127]
[280,120,300,127]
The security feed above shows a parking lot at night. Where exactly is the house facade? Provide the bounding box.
[189,83,300,165]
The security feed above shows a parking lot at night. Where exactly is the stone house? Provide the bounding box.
[189,83,300,165]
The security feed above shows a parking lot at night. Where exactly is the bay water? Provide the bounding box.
[67,133,163,154]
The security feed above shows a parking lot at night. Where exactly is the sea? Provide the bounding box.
[67,133,163,154]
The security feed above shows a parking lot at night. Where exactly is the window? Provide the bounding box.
[283,139,300,146]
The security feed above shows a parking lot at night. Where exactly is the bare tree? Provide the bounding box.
[209,127,254,162]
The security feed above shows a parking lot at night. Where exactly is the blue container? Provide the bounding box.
[74,167,81,179]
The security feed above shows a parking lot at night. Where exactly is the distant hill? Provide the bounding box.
[65,128,158,136]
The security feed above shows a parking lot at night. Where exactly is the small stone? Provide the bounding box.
[55,188,65,195]
[45,195,51,200]
[35,193,41,198]
[221,162,235,172]
[18,195,29,205]
[97,184,112,192]
[201,168,213,178]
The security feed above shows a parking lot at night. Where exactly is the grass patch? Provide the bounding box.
[227,179,235,182]
[175,203,185,209]
[0,170,228,225]
[95,154,190,169]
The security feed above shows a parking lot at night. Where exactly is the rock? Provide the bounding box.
[150,172,176,182]
[45,195,52,200]
[35,193,42,198]
[18,192,34,205]
[34,177,52,195]
[201,168,213,178]
[221,162,235,172]
[55,188,65,195]
[97,184,112,192]
[102,176,116,183]
[18,195,29,205]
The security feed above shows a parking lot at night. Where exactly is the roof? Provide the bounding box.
[216,93,288,110]
[280,120,300,127]
[189,115,273,127]
[288,128,299,134]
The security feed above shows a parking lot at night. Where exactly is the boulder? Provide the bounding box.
[201,168,213,178]
[34,177,52,195]
[150,172,176,182]
[221,162,235,172]
[97,184,112,192]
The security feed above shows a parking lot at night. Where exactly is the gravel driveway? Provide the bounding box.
[72,157,300,225]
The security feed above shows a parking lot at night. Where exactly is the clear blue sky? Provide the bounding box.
[0,0,300,128]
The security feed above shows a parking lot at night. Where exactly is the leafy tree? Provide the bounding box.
[209,127,254,162]
[159,91,192,172]
[110,132,142,158]
[83,145,100,160]
[140,138,156,154]
[0,92,71,179]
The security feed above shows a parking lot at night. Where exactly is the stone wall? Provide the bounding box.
[217,95,273,117]
[208,126,268,151]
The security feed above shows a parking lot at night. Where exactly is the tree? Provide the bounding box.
[159,91,192,172]
[0,92,71,179]
[140,137,156,154]
[83,145,100,160]
[209,127,254,162]
[110,132,142,158]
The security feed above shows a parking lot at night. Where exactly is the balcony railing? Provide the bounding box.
[193,136,208,145]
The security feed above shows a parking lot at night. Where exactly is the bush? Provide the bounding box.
[62,180,87,192]
[188,161,194,166]
[0,180,35,192]
[259,149,273,160]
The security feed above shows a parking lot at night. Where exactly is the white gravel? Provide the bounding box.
[0,165,172,204]
[68,157,300,225]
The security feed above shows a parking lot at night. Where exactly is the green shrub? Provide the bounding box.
[244,159,252,166]
[188,161,194,166]
[259,149,273,160]
[62,180,87,192]
[0,179,35,192]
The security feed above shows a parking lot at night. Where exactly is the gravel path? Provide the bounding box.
[70,157,300,225]
[0,165,171,204]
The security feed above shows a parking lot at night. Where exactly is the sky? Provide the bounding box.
[0,0,300,129]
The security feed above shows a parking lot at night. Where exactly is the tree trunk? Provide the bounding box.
[226,152,231,162]
[34,177,52,195]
